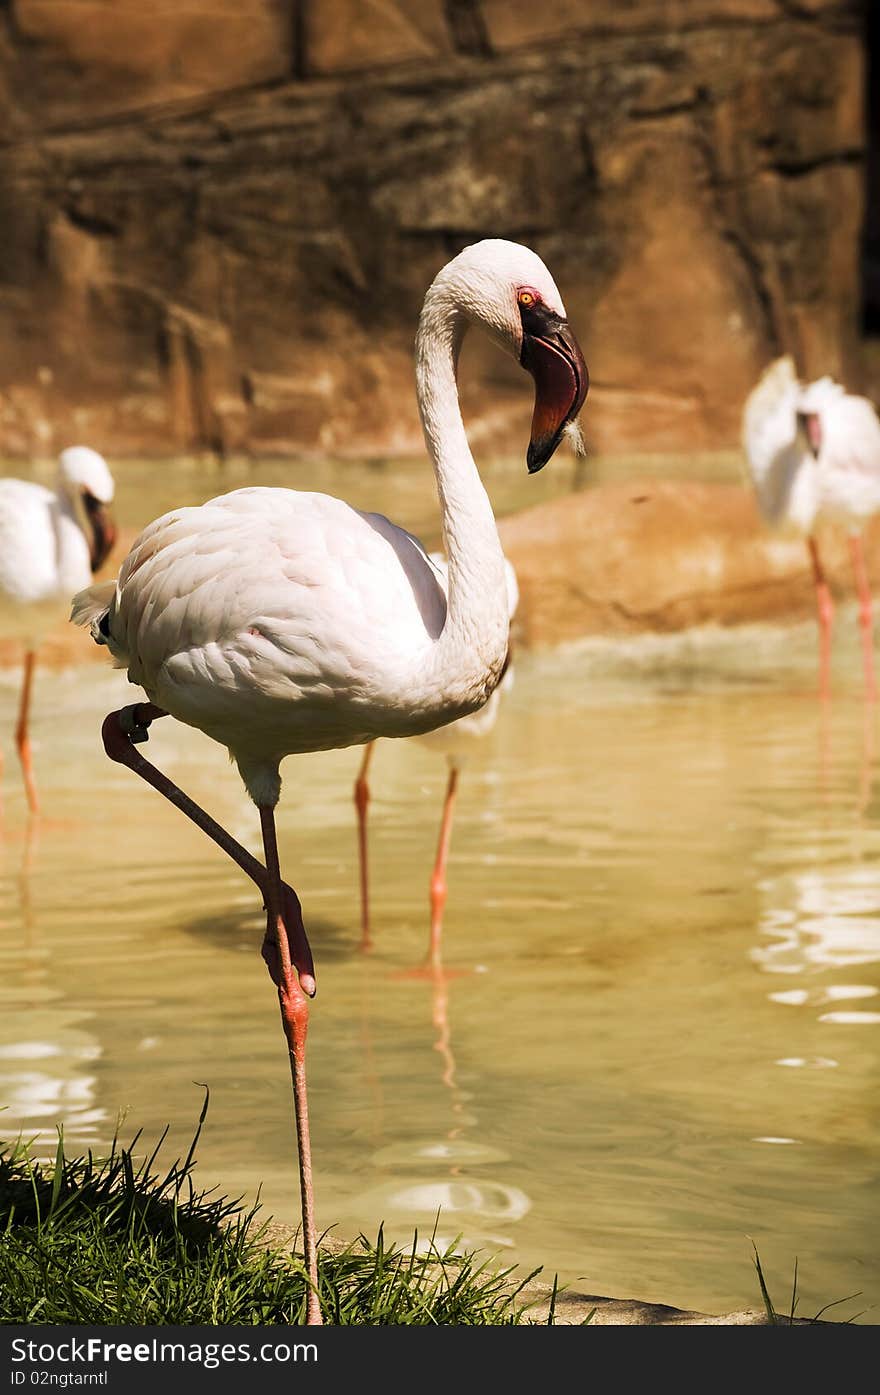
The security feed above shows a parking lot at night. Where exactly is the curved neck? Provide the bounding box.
[415,294,509,686]
[51,483,92,590]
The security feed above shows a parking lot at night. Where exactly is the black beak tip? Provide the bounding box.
[527,441,551,474]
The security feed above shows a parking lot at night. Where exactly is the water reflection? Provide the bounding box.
[353,963,531,1253]
[0,1013,106,1147]
[816,693,877,817]
[754,697,880,1052]
[1,823,107,1150]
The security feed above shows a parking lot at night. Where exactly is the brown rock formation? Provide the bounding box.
[499,477,880,649]
[0,2,868,461]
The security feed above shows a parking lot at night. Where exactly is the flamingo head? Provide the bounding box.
[423,239,589,473]
[795,376,844,460]
[58,445,118,572]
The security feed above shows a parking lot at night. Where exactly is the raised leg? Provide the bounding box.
[102,705,315,989]
[353,741,375,952]
[849,533,877,702]
[16,650,39,815]
[101,704,321,1323]
[808,536,834,702]
[428,762,459,969]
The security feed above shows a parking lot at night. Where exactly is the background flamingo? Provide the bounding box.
[354,555,519,963]
[742,357,880,700]
[0,446,116,815]
[71,238,588,1325]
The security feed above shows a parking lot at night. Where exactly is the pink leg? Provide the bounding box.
[101,703,321,1323]
[428,764,459,969]
[353,741,375,952]
[849,534,877,702]
[259,805,321,1326]
[16,650,40,816]
[808,537,834,702]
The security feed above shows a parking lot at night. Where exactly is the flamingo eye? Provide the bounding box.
[517,289,538,308]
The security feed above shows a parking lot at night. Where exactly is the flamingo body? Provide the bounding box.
[76,489,505,805]
[0,478,91,612]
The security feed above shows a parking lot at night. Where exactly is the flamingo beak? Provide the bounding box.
[797,411,822,459]
[83,492,118,572]
[519,304,589,473]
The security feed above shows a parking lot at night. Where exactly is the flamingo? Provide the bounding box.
[0,446,116,815]
[742,356,880,701]
[354,555,519,963]
[71,239,588,1326]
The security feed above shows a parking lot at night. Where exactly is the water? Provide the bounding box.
[1,453,878,1324]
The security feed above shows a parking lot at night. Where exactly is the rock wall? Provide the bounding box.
[0,1,867,461]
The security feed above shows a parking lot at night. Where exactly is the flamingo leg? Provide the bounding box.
[353,740,375,952]
[807,537,834,701]
[258,805,321,1326]
[428,763,459,969]
[16,650,40,815]
[848,533,877,702]
[101,703,322,1324]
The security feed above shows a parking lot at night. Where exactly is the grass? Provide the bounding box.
[750,1241,867,1327]
[0,1095,557,1326]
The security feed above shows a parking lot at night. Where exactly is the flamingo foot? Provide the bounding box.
[119,705,153,744]
[261,880,317,998]
[103,703,166,760]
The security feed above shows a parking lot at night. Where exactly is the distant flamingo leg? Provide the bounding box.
[101,703,322,1325]
[16,650,40,815]
[807,536,834,701]
[849,534,877,702]
[428,763,460,969]
[354,741,375,952]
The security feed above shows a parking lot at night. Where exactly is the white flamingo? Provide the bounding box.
[71,239,588,1325]
[0,446,116,814]
[353,555,519,963]
[742,356,880,700]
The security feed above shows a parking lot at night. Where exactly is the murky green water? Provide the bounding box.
[1,453,878,1324]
